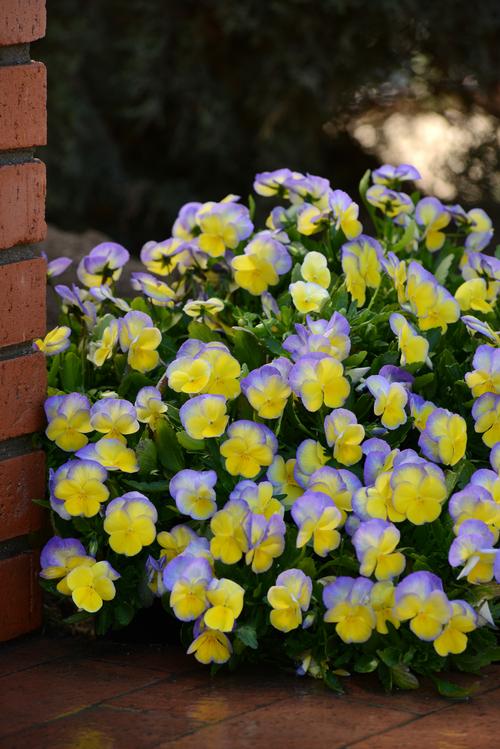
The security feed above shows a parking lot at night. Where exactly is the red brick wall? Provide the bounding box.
[0,0,47,641]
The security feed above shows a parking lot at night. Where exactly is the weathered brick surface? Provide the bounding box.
[0,451,46,543]
[0,552,42,641]
[0,63,47,150]
[0,257,46,347]
[0,161,46,249]
[0,353,46,441]
[0,0,46,46]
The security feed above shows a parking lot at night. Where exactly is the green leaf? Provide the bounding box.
[392,219,417,253]
[413,372,434,390]
[377,647,401,667]
[323,671,345,694]
[32,498,50,508]
[114,602,136,628]
[232,329,265,370]
[131,297,150,314]
[434,253,454,284]
[136,437,158,474]
[187,321,222,343]
[331,285,349,312]
[63,611,93,625]
[264,337,286,356]
[291,262,303,283]
[177,430,206,451]
[445,469,458,495]
[248,193,256,220]
[155,419,185,473]
[124,479,169,493]
[236,624,258,650]
[358,169,371,201]
[431,676,476,699]
[391,664,419,690]
[118,371,152,398]
[354,655,379,673]
[61,351,83,391]
[344,351,368,368]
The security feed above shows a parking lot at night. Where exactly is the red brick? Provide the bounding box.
[0,353,46,440]
[0,63,46,150]
[0,258,46,347]
[0,162,46,250]
[0,452,45,543]
[0,552,42,642]
[0,1,46,46]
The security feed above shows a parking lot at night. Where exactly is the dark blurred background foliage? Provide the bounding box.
[37,0,500,250]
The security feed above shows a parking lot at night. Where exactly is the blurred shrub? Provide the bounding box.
[37,0,500,249]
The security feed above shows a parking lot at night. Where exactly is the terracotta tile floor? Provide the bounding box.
[0,635,499,748]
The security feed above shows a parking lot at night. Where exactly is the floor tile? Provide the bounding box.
[346,687,500,749]
[0,704,205,749]
[0,634,81,677]
[157,693,415,749]
[0,657,162,736]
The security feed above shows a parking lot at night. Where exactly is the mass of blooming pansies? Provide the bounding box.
[37,164,500,694]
